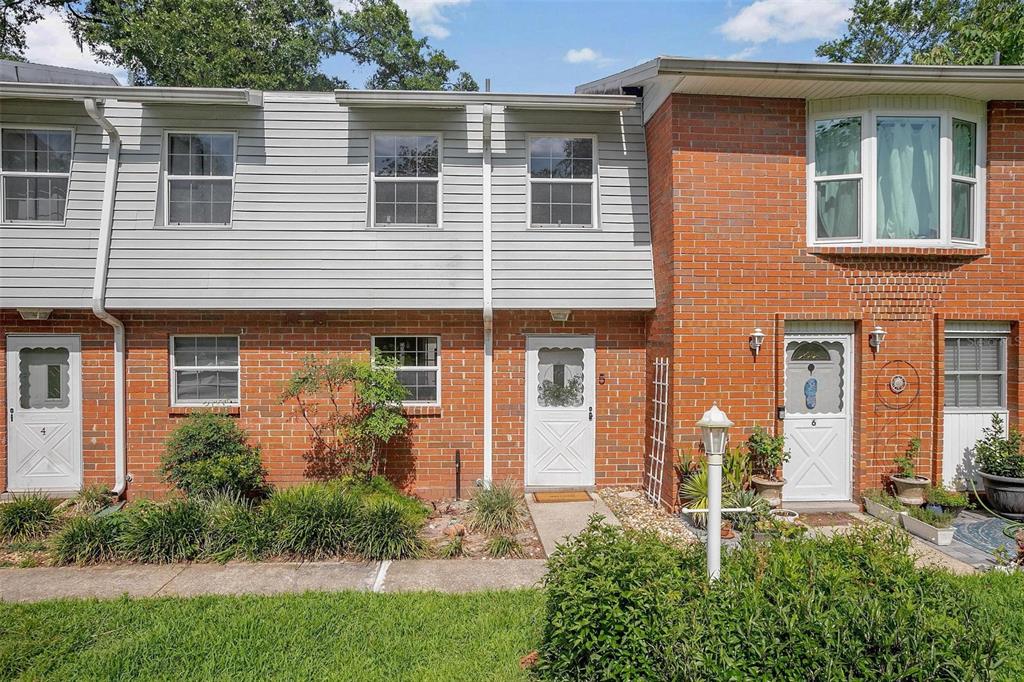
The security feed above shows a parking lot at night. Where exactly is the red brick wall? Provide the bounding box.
[2,308,646,499]
[646,94,1024,506]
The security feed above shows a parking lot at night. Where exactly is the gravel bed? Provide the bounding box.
[598,487,697,545]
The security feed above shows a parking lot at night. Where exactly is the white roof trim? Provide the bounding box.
[0,82,263,106]
[335,90,637,111]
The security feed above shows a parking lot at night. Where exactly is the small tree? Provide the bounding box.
[282,353,409,480]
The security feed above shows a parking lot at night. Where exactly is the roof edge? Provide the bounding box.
[335,89,637,110]
[0,82,262,106]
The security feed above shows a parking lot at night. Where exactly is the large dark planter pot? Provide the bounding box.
[979,471,1024,520]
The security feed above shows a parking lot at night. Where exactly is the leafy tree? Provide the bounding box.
[817,0,1022,65]
[1,0,65,60]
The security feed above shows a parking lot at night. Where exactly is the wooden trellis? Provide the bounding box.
[645,357,669,507]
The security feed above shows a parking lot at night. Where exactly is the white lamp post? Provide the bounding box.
[696,402,733,582]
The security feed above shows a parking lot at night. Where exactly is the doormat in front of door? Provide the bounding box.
[533,491,592,503]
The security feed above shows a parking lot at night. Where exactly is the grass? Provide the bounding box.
[0,493,60,541]
[468,480,527,535]
[0,590,544,681]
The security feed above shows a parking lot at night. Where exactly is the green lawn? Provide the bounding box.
[0,590,544,681]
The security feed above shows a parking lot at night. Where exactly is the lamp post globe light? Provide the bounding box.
[696,403,733,582]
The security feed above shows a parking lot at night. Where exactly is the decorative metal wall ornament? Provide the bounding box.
[889,374,907,394]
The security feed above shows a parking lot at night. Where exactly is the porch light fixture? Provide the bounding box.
[17,308,52,321]
[549,309,571,322]
[696,402,733,582]
[749,327,766,355]
[868,325,887,351]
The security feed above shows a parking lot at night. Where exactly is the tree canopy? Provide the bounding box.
[817,0,1023,65]
[1,0,64,61]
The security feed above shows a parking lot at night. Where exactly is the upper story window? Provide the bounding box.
[528,136,597,228]
[1,128,73,224]
[372,134,440,227]
[166,132,235,226]
[809,102,983,247]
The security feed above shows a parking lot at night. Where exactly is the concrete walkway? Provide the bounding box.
[0,559,547,604]
[526,493,620,556]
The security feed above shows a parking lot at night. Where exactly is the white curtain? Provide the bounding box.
[876,117,939,240]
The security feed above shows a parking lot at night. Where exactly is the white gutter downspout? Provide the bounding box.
[83,98,127,496]
[482,102,494,485]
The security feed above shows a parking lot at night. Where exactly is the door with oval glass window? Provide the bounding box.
[5,335,83,492]
[525,336,596,488]
[782,335,853,502]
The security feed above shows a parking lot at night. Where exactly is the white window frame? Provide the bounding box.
[169,334,241,407]
[943,332,1007,413]
[369,131,443,229]
[526,133,600,230]
[371,335,442,407]
[162,130,238,229]
[0,125,75,227]
[807,105,985,248]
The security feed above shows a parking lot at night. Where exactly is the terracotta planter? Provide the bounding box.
[751,475,785,509]
[979,471,1024,520]
[891,475,930,506]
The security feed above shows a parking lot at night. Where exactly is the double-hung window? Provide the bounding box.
[170,336,240,405]
[373,336,440,404]
[528,136,596,228]
[944,335,1006,410]
[1,128,73,224]
[372,134,440,227]
[809,100,983,247]
[166,132,235,226]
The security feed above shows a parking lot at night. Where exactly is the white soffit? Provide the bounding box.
[335,90,637,111]
[0,82,263,106]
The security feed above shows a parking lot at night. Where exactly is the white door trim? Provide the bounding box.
[782,331,854,502]
[524,334,596,488]
[5,334,84,493]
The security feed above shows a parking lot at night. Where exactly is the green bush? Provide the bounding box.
[162,412,269,499]
[975,413,1024,478]
[264,483,355,559]
[0,492,60,541]
[467,480,527,535]
[925,485,969,510]
[350,497,423,560]
[863,487,907,511]
[538,521,1004,681]
[485,534,522,559]
[203,493,272,562]
[51,514,123,565]
[117,499,208,563]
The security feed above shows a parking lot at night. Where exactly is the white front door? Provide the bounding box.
[6,335,83,492]
[783,334,853,502]
[525,335,596,488]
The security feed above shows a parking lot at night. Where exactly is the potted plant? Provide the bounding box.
[924,485,969,518]
[747,426,790,508]
[862,488,907,526]
[902,506,956,546]
[974,414,1024,520]
[890,438,930,506]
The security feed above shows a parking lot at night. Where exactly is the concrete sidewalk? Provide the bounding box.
[0,559,547,603]
[526,493,621,556]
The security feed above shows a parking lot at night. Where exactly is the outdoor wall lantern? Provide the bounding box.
[549,309,571,322]
[749,327,766,355]
[868,325,887,351]
[696,402,733,582]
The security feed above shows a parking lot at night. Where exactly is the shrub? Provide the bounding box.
[467,480,527,535]
[485,535,522,559]
[264,483,355,559]
[350,497,423,560]
[51,514,123,565]
[0,492,60,541]
[925,485,969,510]
[161,412,268,499]
[974,413,1024,478]
[117,499,208,563]
[894,437,922,478]
[746,425,790,480]
[69,485,115,515]
[345,475,428,523]
[203,493,272,562]
[909,506,956,528]
[863,487,907,511]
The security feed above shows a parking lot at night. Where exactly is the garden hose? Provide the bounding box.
[969,478,1024,541]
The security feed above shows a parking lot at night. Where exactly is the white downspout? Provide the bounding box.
[83,98,127,496]
[482,102,494,485]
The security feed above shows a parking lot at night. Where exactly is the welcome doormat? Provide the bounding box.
[533,491,592,503]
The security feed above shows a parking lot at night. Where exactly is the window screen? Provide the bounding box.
[944,336,1005,408]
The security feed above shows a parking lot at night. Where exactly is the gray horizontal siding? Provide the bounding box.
[1,93,654,311]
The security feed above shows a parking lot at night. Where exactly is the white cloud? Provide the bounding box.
[719,0,852,44]
[23,10,124,82]
[564,47,602,64]
[397,0,470,39]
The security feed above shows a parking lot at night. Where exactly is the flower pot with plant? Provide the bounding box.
[747,426,790,508]
[862,489,907,526]
[890,438,930,506]
[924,485,969,517]
[902,506,956,546]
[974,414,1024,520]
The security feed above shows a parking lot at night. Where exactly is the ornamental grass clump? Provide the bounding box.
[117,499,208,563]
[203,492,272,563]
[0,492,61,541]
[350,497,423,560]
[51,514,123,565]
[467,480,527,535]
[485,535,523,559]
[264,482,356,559]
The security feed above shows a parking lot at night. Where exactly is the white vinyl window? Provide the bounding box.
[528,135,597,228]
[944,335,1006,409]
[170,336,240,405]
[371,134,440,227]
[808,104,984,247]
[165,132,236,226]
[372,336,440,404]
[0,127,73,224]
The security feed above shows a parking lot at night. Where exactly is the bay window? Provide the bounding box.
[809,100,983,247]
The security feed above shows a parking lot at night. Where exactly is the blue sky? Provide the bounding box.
[27,0,854,92]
